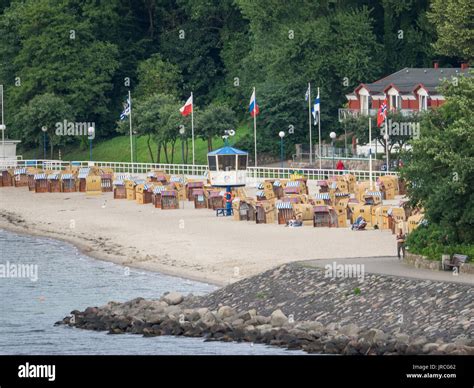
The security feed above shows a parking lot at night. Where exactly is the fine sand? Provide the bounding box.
[0,187,396,286]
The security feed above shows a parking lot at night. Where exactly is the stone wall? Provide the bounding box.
[404,253,474,275]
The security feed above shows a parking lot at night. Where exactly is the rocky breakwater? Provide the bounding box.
[58,264,474,355]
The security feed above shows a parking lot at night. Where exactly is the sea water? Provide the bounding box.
[0,229,301,355]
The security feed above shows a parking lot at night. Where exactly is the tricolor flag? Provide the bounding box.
[180,94,193,116]
[120,97,131,120]
[312,90,320,124]
[377,99,388,127]
[249,89,259,117]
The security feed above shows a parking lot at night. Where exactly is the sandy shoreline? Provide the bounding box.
[0,187,396,286]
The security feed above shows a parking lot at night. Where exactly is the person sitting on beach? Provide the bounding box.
[286,215,303,227]
[351,216,367,230]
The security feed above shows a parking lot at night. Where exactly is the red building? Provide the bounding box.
[339,65,469,121]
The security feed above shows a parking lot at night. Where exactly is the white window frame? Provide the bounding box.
[387,87,400,110]
[359,88,370,115]
[417,88,428,111]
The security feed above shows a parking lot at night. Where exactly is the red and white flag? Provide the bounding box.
[180,94,193,116]
[377,99,388,127]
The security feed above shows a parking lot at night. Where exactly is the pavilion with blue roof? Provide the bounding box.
[207,145,248,216]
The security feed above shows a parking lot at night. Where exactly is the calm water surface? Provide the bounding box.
[0,229,301,355]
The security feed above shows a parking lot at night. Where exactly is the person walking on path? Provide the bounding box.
[396,229,406,259]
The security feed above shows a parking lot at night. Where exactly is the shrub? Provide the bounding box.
[407,224,474,261]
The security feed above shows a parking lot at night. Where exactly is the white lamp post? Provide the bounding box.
[41,126,48,159]
[330,131,337,170]
[179,127,186,164]
[1,84,5,160]
[88,126,95,161]
[383,132,390,173]
[279,131,285,168]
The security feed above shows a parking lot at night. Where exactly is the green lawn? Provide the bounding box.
[22,125,250,164]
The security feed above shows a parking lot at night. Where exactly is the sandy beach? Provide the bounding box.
[0,187,396,286]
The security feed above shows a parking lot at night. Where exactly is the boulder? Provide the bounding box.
[231,318,244,327]
[296,321,324,332]
[438,343,458,353]
[246,316,271,326]
[196,308,210,318]
[185,311,201,323]
[200,311,218,327]
[422,343,439,354]
[162,292,184,306]
[217,306,236,320]
[270,309,288,327]
[256,324,273,335]
[339,323,360,337]
[237,311,252,322]
[363,328,387,344]
[164,305,182,318]
[326,322,340,331]
[394,333,410,344]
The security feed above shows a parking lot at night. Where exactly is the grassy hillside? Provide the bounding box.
[22,126,250,165]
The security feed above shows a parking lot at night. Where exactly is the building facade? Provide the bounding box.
[339,65,470,121]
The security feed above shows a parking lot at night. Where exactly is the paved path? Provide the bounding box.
[302,256,474,285]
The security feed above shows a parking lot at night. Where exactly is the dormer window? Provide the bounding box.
[358,87,370,114]
[417,87,428,111]
[387,87,400,110]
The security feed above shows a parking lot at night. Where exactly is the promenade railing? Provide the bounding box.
[0,159,398,182]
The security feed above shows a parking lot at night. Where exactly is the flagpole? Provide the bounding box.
[191,92,195,172]
[253,87,257,167]
[1,85,4,160]
[308,83,312,165]
[318,87,322,170]
[369,117,373,190]
[385,116,389,173]
[128,90,133,173]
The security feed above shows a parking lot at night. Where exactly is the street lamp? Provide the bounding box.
[41,126,48,160]
[88,126,95,161]
[383,132,390,173]
[1,84,5,160]
[132,130,138,163]
[0,124,6,160]
[279,131,285,168]
[179,127,186,164]
[330,131,337,170]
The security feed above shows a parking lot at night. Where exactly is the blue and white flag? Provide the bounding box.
[120,97,131,120]
[312,89,320,124]
[305,85,310,101]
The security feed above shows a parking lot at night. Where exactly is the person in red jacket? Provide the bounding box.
[336,160,345,171]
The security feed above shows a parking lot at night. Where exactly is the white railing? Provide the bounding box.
[338,108,422,122]
[0,159,209,177]
[246,166,396,182]
[1,159,398,182]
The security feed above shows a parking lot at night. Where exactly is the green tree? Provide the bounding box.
[135,54,182,98]
[13,93,74,158]
[427,0,474,62]
[118,93,183,163]
[0,0,119,138]
[196,103,237,151]
[401,73,474,243]
[234,5,382,154]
